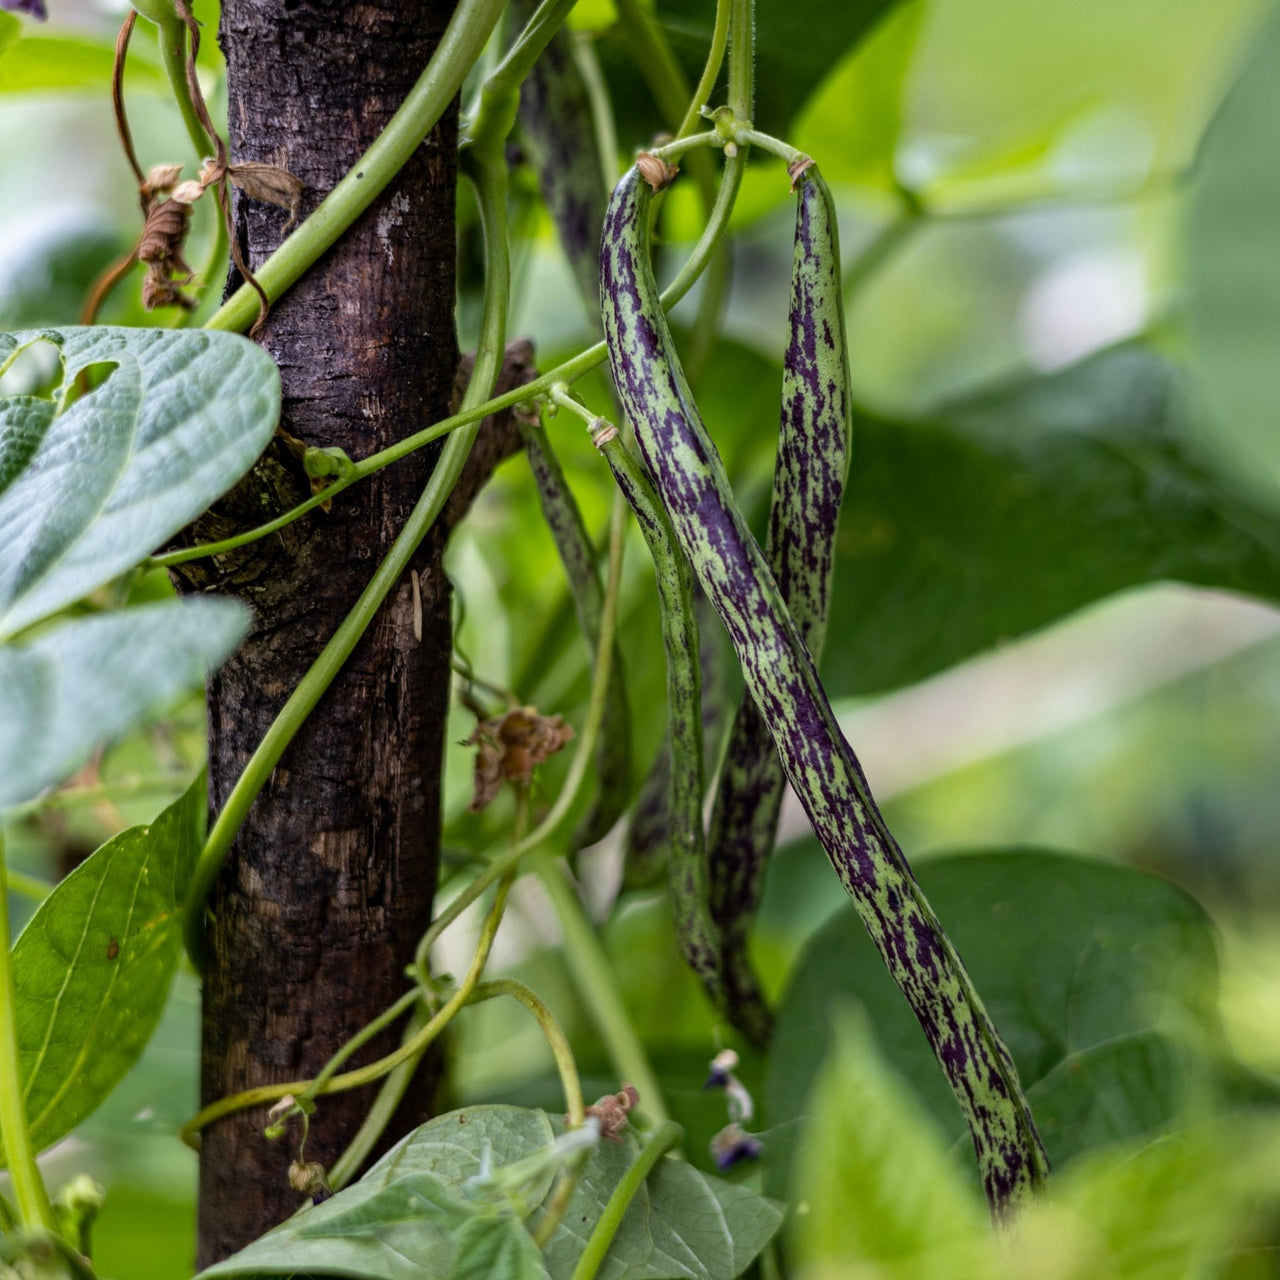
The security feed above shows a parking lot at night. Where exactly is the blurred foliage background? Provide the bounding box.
[4,0,1280,1274]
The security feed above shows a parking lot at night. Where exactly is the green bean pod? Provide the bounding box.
[591,423,722,1001]
[600,162,1048,1217]
[522,419,631,848]
[622,588,729,891]
[707,167,852,1048]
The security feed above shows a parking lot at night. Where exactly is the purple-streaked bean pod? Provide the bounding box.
[590,420,722,1002]
[600,162,1048,1218]
[622,587,730,891]
[522,418,631,848]
[707,167,852,1049]
[509,0,608,318]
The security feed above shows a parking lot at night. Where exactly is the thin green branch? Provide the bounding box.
[154,12,210,162]
[569,1122,684,1280]
[0,836,55,1231]
[727,0,754,123]
[676,0,730,141]
[204,0,507,335]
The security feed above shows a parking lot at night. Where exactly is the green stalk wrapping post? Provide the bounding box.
[706,165,852,1048]
[599,162,1049,1218]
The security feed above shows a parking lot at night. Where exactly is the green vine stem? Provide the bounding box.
[2,870,53,903]
[182,868,516,1145]
[0,835,55,1232]
[182,149,513,968]
[532,854,670,1128]
[411,459,628,979]
[569,1121,684,1280]
[147,6,210,162]
[676,0,730,142]
[203,0,507,335]
[151,141,741,574]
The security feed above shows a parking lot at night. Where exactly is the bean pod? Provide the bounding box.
[707,167,852,1048]
[600,162,1048,1217]
[592,423,722,1001]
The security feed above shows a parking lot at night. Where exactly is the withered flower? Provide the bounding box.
[582,1084,639,1141]
[466,705,574,813]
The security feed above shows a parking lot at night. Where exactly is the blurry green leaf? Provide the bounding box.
[765,849,1219,1199]
[792,0,926,190]
[1186,6,1280,508]
[5,777,203,1162]
[0,13,18,57]
[790,1012,996,1280]
[0,325,279,639]
[0,217,125,330]
[450,1216,549,1280]
[0,33,166,94]
[0,598,246,809]
[824,346,1280,695]
[200,1105,782,1280]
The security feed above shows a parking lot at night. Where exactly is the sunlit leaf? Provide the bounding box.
[0,325,279,639]
[4,777,204,1162]
[0,32,166,94]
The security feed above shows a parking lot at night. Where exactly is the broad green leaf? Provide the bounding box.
[1186,6,1280,509]
[764,850,1219,1200]
[0,597,247,809]
[790,1012,996,1280]
[0,13,18,58]
[0,33,166,94]
[0,325,280,639]
[792,0,927,191]
[824,346,1280,695]
[200,1105,783,1280]
[5,776,204,1161]
[450,1216,549,1280]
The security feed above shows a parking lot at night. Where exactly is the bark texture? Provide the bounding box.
[179,0,460,1264]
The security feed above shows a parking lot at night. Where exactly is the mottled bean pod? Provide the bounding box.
[591,423,722,1002]
[522,419,631,847]
[600,162,1048,1217]
[707,168,852,1048]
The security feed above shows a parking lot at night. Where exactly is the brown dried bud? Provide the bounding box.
[229,162,304,229]
[141,267,197,311]
[138,199,191,263]
[786,155,815,193]
[465,706,575,813]
[170,180,205,205]
[583,1084,639,1141]
[287,1160,330,1197]
[636,151,679,192]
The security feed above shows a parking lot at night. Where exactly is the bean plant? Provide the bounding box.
[2,0,1280,1276]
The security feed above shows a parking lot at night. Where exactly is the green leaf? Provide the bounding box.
[0,33,166,94]
[1185,6,1280,509]
[792,0,927,190]
[0,325,280,639]
[0,13,18,58]
[0,597,247,809]
[790,1011,995,1279]
[450,1216,549,1280]
[764,849,1219,1200]
[823,346,1280,695]
[5,776,204,1161]
[199,1105,783,1280]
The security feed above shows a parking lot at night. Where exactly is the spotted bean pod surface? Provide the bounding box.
[600,163,1048,1217]
[707,168,852,1048]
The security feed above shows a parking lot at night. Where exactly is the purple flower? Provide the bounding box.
[710,1123,763,1172]
[1,0,47,19]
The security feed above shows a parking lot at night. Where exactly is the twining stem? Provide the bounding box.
[182,152,513,967]
[676,0,731,142]
[727,0,754,123]
[154,10,211,162]
[204,0,506,335]
[569,1122,684,1280]
[532,854,670,1128]
[411,456,628,978]
[472,978,584,1126]
[0,836,55,1232]
[2,870,53,903]
[182,869,515,1145]
[151,141,742,574]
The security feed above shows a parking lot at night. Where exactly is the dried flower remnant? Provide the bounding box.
[710,1122,762,1171]
[288,1160,332,1204]
[636,151,679,192]
[582,1084,639,1141]
[466,705,574,812]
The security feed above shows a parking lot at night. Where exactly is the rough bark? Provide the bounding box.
[175,0,462,1264]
